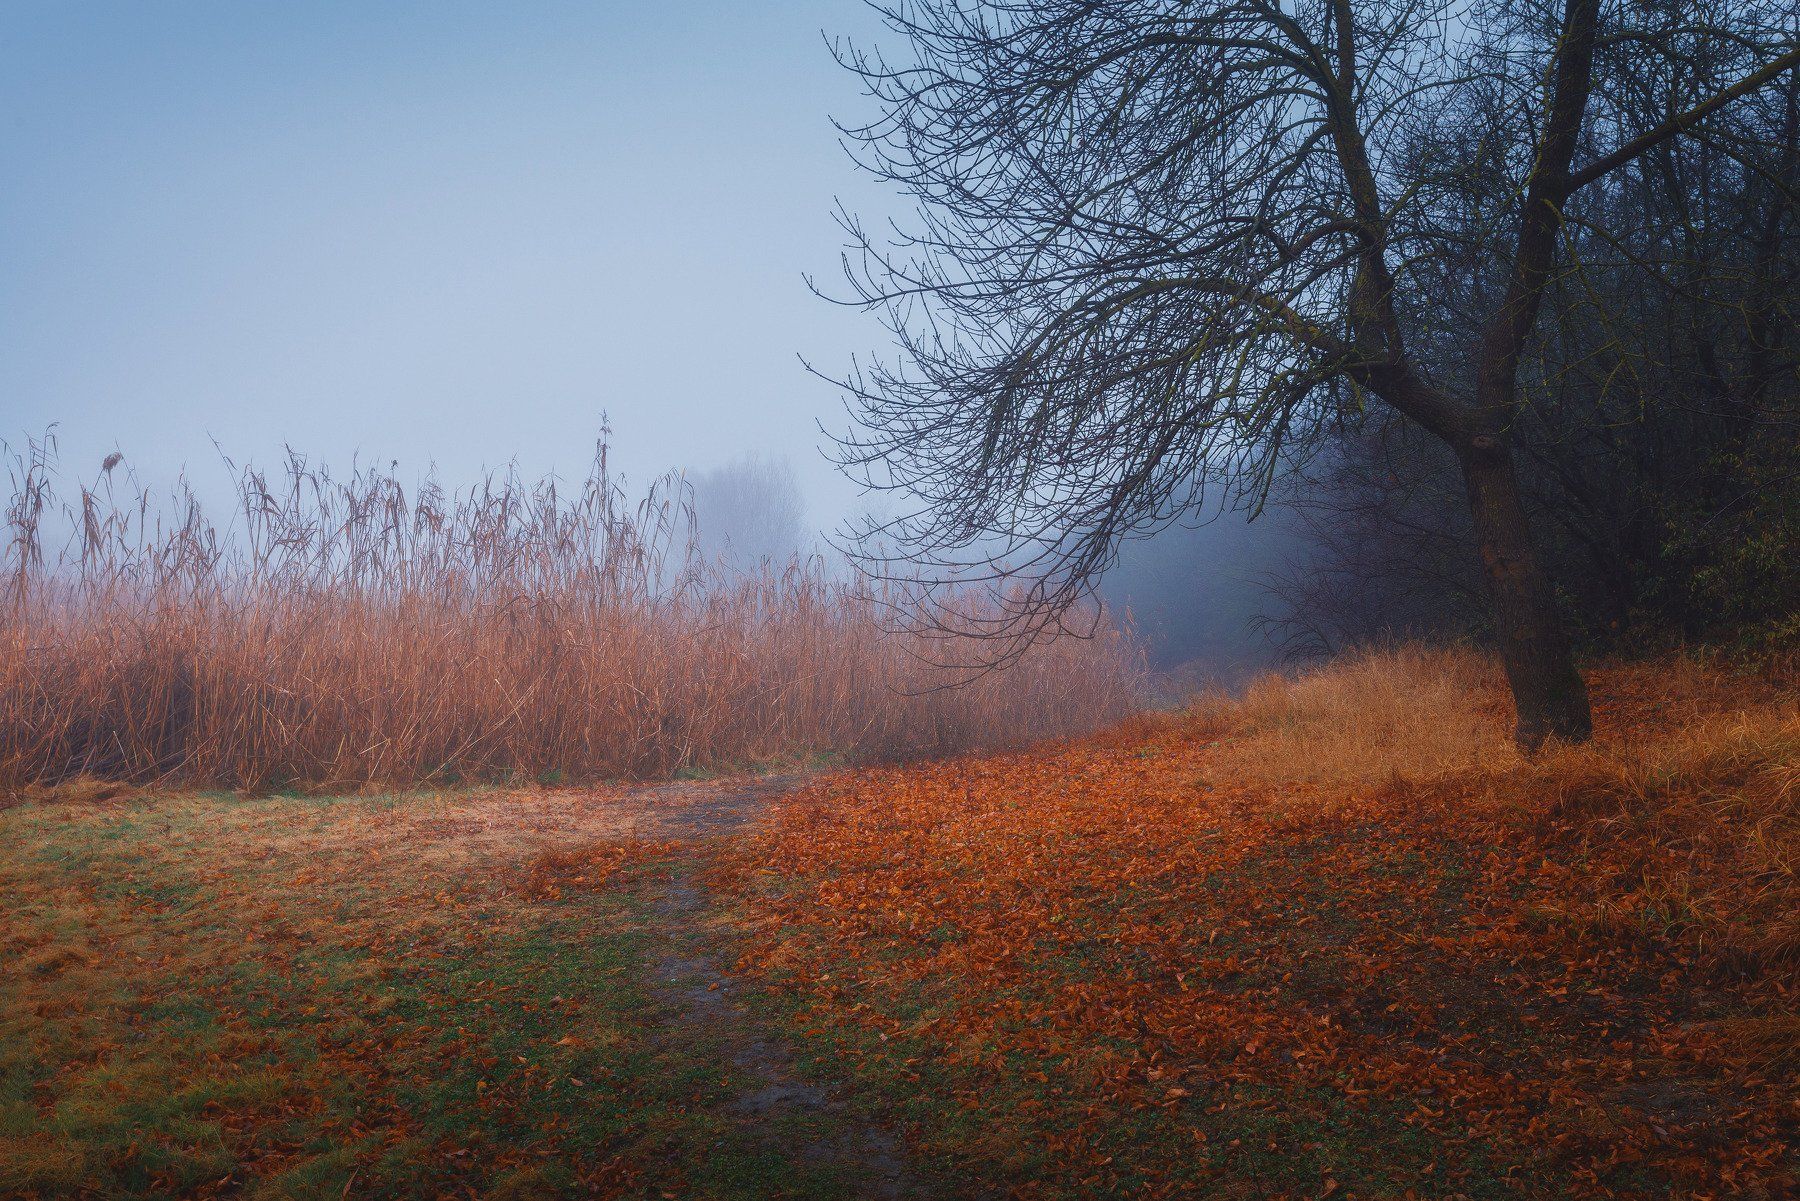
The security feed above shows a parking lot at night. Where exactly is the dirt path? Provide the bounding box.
[1,776,937,1199]
[622,774,932,1199]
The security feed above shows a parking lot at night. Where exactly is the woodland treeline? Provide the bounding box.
[1270,70,1799,659]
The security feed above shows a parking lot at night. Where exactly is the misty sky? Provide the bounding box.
[2,1,1297,671]
[2,1,895,527]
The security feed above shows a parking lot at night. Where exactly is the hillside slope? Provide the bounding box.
[721,649,1799,1198]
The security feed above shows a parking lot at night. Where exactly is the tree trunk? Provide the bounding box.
[1457,434,1592,750]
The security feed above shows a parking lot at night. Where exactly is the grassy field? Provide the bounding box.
[0,783,910,1199]
[3,649,1795,1198]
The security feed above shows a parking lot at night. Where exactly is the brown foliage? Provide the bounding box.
[522,838,680,900]
[723,647,1800,1195]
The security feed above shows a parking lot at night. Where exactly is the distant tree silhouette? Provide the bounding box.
[689,454,808,569]
[822,0,1800,746]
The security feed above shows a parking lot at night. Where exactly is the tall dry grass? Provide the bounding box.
[1180,645,1799,997]
[0,439,1141,792]
[1174,644,1520,788]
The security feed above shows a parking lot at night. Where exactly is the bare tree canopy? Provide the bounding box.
[822,0,1800,746]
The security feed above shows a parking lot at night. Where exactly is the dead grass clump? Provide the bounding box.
[523,838,681,900]
[1509,705,1800,974]
[0,440,1143,791]
[1710,1012,1800,1072]
[1183,644,1517,788]
[3,775,138,809]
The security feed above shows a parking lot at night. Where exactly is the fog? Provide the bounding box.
[4,1,1303,680]
[687,456,810,568]
[1101,511,1307,679]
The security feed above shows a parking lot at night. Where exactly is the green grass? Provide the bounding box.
[0,792,877,1199]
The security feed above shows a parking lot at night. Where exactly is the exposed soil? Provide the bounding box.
[625,774,932,1199]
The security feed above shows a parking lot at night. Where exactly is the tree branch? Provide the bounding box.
[1476,0,1602,427]
[1568,44,1800,193]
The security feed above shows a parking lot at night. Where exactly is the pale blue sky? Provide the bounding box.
[0,0,1294,668]
[2,1,888,524]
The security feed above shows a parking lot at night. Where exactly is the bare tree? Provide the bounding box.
[821,0,1800,746]
[1268,59,1800,660]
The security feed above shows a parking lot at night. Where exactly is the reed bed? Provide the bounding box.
[1,441,1141,792]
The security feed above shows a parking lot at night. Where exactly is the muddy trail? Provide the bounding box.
[623,775,932,1199]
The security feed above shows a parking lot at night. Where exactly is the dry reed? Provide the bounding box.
[1176,643,1520,787]
[1,438,1141,792]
